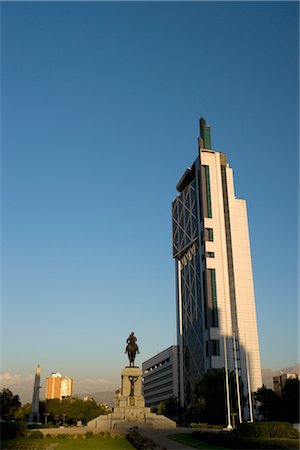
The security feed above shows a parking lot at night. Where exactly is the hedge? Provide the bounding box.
[233,422,299,439]
[126,429,162,450]
[247,438,300,449]
[192,427,300,449]
[0,421,27,440]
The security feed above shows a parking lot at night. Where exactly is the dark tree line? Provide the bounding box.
[184,369,246,426]
[40,397,110,425]
[253,379,299,424]
[0,388,21,420]
[2,376,298,428]
[184,372,299,426]
[0,388,110,425]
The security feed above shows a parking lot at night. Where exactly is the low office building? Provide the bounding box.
[142,346,179,408]
[273,373,300,396]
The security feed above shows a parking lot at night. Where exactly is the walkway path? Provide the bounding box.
[140,427,196,450]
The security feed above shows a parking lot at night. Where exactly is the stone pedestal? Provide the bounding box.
[113,367,150,421]
[87,366,176,430]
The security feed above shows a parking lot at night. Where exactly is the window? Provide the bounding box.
[205,166,212,218]
[207,252,215,258]
[205,268,219,328]
[211,340,220,356]
[206,340,220,357]
[202,272,208,329]
[202,165,212,218]
[205,228,214,242]
[210,269,218,327]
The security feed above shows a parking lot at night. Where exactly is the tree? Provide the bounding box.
[157,401,166,415]
[156,397,179,420]
[14,403,32,421]
[253,385,283,421]
[194,369,227,425]
[44,398,61,424]
[185,369,246,426]
[164,396,179,420]
[0,388,21,420]
[185,397,205,424]
[43,397,109,425]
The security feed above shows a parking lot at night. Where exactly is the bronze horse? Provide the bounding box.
[125,332,139,367]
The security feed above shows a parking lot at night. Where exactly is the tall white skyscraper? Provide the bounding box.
[172,118,262,418]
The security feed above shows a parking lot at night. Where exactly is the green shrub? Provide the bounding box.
[234,422,299,439]
[56,433,70,439]
[247,438,300,449]
[93,431,124,439]
[1,440,48,449]
[0,421,27,440]
[192,430,299,449]
[84,430,94,439]
[96,431,109,439]
[127,429,159,449]
[190,422,223,429]
[28,430,44,439]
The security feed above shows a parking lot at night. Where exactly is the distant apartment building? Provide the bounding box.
[60,376,73,397]
[273,373,300,396]
[45,373,73,400]
[142,346,179,407]
[172,118,262,414]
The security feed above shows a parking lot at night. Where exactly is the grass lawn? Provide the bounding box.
[168,433,230,450]
[56,437,134,449]
[1,436,135,450]
[55,437,135,449]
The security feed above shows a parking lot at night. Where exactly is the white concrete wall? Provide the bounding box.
[201,150,262,392]
[226,166,262,391]
[201,150,234,371]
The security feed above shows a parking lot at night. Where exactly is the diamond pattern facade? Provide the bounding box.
[172,179,198,259]
[172,178,205,406]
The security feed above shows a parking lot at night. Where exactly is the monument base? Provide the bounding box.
[87,367,176,431]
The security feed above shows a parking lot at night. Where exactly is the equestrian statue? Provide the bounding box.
[125,332,139,367]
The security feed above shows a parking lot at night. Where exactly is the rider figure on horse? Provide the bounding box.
[125,332,139,367]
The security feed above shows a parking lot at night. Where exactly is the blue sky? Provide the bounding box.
[1,1,299,401]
